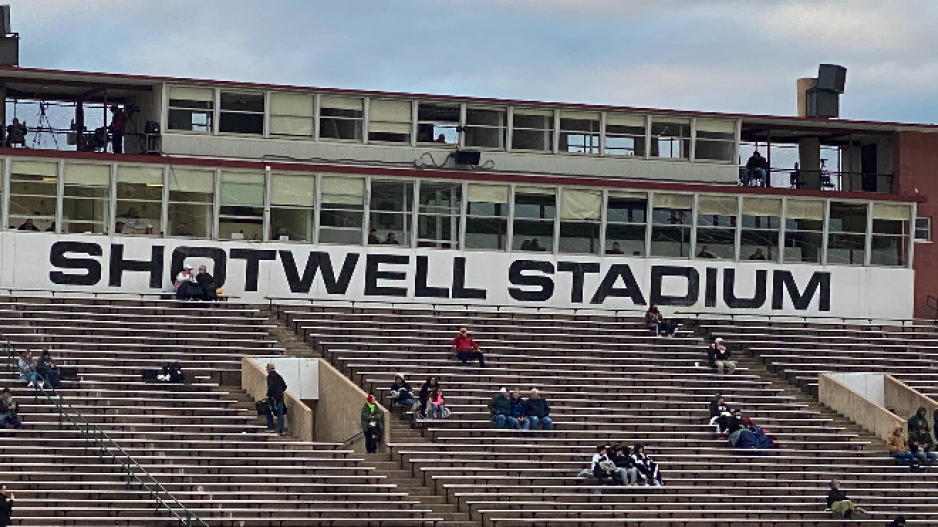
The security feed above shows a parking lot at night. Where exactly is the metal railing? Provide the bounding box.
[0,336,208,526]
[738,167,895,194]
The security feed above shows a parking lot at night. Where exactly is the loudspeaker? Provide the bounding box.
[807,89,840,118]
[817,64,847,93]
[454,150,481,166]
[0,5,11,35]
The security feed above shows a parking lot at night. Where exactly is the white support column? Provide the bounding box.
[506,183,516,251]
[410,100,418,148]
[864,202,874,266]
[552,109,560,154]
[263,91,271,139]
[599,113,607,157]
[690,193,699,260]
[734,195,743,261]
[598,189,608,255]
[362,98,370,145]
[212,88,220,135]
[689,118,697,162]
[263,165,272,242]
[644,191,653,258]
[362,175,372,246]
[108,162,117,234]
[56,160,64,234]
[410,179,419,247]
[908,202,917,269]
[506,107,514,152]
[312,174,322,245]
[552,187,561,254]
[458,181,468,251]
[1,157,9,231]
[644,115,652,160]
[313,94,321,142]
[212,168,221,240]
[161,165,170,237]
[458,103,467,150]
[821,199,831,265]
[778,197,788,264]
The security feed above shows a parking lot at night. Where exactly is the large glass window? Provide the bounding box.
[694,119,736,162]
[168,168,214,238]
[368,99,412,143]
[695,195,738,259]
[9,160,57,231]
[320,96,364,141]
[784,199,824,263]
[417,102,460,145]
[513,187,556,252]
[741,197,781,262]
[559,111,600,154]
[270,173,315,242]
[871,203,910,267]
[369,179,413,247]
[418,181,461,249]
[167,86,214,133]
[219,91,264,135]
[63,163,109,234]
[651,193,692,258]
[465,106,506,149]
[559,189,601,254]
[219,171,264,240]
[319,176,365,244]
[465,184,508,250]
[605,113,646,157]
[116,166,162,235]
[605,191,647,256]
[269,92,314,137]
[651,117,690,159]
[512,108,553,152]
[827,201,867,265]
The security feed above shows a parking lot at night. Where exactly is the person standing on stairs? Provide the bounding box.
[265,363,287,436]
[361,394,384,454]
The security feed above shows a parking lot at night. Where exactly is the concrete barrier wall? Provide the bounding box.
[818,373,902,441]
[885,375,938,425]
[316,359,391,453]
[241,357,314,442]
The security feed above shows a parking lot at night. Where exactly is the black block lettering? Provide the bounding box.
[772,271,831,311]
[590,264,646,305]
[230,249,277,292]
[415,256,449,298]
[49,241,102,286]
[452,257,486,299]
[723,268,767,309]
[650,266,700,307]
[557,262,601,304]
[108,244,164,288]
[279,251,358,294]
[364,254,409,297]
[508,260,555,302]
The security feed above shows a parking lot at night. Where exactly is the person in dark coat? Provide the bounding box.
[631,444,663,486]
[708,394,732,435]
[610,445,638,486]
[908,406,937,466]
[265,363,287,436]
[360,394,384,454]
[826,479,865,518]
[0,485,13,527]
[523,388,553,436]
[195,265,218,301]
[417,376,440,419]
[36,349,61,388]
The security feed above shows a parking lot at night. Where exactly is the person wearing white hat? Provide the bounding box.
[487,387,518,429]
[706,337,736,375]
[174,263,200,300]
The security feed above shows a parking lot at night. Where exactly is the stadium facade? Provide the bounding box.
[0,66,934,319]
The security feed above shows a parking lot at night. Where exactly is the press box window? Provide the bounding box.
[219,91,265,135]
[269,92,314,137]
[63,163,110,234]
[651,117,690,159]
[320,96,363,141]
[465,184,509,250]
[651,193,693,258]
[605,113,646,157]
[694,119,736,163]
[559,189,601,254]
[319,176,365,245]
[605,191,647,256]
[784,199,824,264]
[513,187,556,252]
[168,169,215,238]
[512,109,553,152]
[871,203,911,267]
[116,166,163,235]
[219,172,264,240]
[559,111,600,154]
[168,86,214,132]
[270,174,315,242]
[9,160,58,232]
[417,102,459,144]
[368,99,412,143]
[465,107,507,149]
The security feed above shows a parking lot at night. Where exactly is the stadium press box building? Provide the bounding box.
[0,65,933,320]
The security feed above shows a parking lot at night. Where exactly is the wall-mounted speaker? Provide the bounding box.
[817,64,847,93]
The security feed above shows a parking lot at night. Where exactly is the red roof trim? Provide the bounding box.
[1,66,935,132]
[1,147,922,203]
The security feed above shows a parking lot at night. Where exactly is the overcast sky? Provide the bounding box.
[11,0,938,123]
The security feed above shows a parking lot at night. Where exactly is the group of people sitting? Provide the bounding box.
[17,349,61,389]
[590,444,664,486]
[708,394,778,452]
[488,387,553,434]
[887,407,938,470]
[174,264,218,301]
[389,374,451,420]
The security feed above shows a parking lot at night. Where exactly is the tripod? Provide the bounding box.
[31,102,59,150]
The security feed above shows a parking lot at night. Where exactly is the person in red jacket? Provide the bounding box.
[451,328,486,367]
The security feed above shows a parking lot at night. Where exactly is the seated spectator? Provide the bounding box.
[887,423,916,468]
[16,351,40,388]
[610,445,638,486]
[742,417,778,450]
[17,218,38,231]
[708,394,732,435]
[196,265,218,301]
[523,388,553,436]
[428,386,449,419]
[726,408,745,434]
[706,337,736,375]
[0,389,20,435]
[645,304,677,337]
[509,387,528,430]
[488,387,518,430]
[389,374,417,411]
[631,444,663,486]
[748,248,767,261]
[744,151,767,187]
[591,445,617,485]
[826,479,865,519]
[174,264,201,300]
[606,241,624,255]
[451,327,486,367]
[384,232,400,245]
[417,376,440,419]
[907,406,938,467]
[35,349,61,388]
[367,229,381,244]
[728,416,777,454]
[697,245,716,258]
[158,361,185,383]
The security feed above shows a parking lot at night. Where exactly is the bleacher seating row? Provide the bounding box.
[277,303,933,526]
[0,297,438,526]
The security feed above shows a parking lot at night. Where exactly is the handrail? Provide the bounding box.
[673,309,921,327]
[341,431,364,447]
[1,337,208,526]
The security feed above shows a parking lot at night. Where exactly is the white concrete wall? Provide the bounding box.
[827,372,885,406]
[250,356,319,400]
